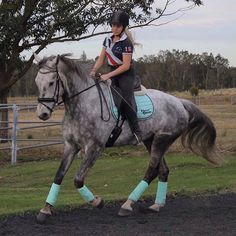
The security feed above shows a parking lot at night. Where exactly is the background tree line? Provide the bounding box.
[9,49,236,97]
[135,49,236,92]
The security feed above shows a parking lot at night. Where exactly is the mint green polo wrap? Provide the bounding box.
[46,183,61,206]
[155,181,168,204]
[128,180,149,202]
[78,185,95,202]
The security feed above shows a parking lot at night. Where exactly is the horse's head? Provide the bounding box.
[34,53,65,120]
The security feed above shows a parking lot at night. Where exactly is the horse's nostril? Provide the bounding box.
[39,112,49,120]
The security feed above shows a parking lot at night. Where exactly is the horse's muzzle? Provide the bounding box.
[37,104,51,120]
[38,112,50,120]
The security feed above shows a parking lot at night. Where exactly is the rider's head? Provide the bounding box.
[110,10,129,31]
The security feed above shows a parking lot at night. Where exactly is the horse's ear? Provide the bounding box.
[34,52,42,63]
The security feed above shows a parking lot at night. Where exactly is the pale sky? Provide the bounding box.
[25,0,236,66]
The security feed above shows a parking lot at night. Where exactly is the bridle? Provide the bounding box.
[37,55,103,113]
[37,56,64,112]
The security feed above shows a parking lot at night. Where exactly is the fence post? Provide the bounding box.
[11,104,18,165]
[0,104,9,143]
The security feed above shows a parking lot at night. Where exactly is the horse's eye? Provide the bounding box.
[49,82,54,86]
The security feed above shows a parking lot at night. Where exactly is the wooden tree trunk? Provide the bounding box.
[0,91,9,143]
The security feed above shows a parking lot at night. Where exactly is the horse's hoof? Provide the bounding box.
[96,198,104,209]
[36,212,51,224]
[138,204,159,214]
[91,197,104,209]
[118,207,133,217]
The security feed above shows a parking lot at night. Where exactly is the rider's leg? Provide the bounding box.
[117,73,142,142]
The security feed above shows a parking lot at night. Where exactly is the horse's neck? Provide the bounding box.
[63,72,103,117]
[66,72,94,96]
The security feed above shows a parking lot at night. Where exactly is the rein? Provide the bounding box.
[58,80,103,105]
[37,56,109,121]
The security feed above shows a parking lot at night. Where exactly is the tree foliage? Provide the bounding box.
[0,0,202,98]
[135,50,234,91]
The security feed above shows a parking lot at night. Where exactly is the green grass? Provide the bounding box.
[0,152,235,216]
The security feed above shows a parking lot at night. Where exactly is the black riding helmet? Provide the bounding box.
[110,10,129,28]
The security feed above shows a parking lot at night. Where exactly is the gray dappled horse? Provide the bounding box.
[34,54,221,223]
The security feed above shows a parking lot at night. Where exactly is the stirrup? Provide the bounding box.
[134,133,142,145]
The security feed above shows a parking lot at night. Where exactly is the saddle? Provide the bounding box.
[105,78,154,147]
[110,84,154,121]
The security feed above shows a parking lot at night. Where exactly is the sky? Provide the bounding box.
[25,0,236,66]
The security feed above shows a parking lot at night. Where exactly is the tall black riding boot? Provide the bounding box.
[124,104,142,143]
[118,87,142,144]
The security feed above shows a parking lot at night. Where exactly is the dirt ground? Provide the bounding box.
[0,193,235,236]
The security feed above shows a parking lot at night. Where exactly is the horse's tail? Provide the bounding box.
[180,99,222,166]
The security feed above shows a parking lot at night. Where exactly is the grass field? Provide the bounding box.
[0,152,235,216]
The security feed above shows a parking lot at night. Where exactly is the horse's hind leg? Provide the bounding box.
[144,133,179,212]
[148,158,169,212]
[74,142,104,208]
[118,133,175,216]
[37,142,79,224]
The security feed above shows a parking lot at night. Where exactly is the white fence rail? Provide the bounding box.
[190,95,236,106]
[0,104,63,165]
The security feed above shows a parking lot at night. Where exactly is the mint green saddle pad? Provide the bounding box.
[111,94,154,120]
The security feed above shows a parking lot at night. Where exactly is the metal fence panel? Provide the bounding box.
[0,104,63,165]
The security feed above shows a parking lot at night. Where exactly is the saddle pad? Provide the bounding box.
[111,94,154,120]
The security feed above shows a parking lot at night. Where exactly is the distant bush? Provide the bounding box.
[189,86,199,97]
[27,134,33,139]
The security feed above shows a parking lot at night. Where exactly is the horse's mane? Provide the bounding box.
[60,54,94,81]
[38,55,56,68]
[39,54,94,81]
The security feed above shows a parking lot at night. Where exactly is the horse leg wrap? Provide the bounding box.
[155,181,168,205]
[128,180,149,202]
[46,183,61,206]
[78,185,95,202]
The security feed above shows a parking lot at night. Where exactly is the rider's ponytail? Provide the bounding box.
[124,28,141,48]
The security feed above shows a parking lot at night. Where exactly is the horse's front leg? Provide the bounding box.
[74,142,104,208]
[37,141,79,223]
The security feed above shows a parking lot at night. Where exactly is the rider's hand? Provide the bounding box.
[100,74,110,81]
[89,69,96,77]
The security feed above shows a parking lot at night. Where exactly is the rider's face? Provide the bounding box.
[111,24,124,36]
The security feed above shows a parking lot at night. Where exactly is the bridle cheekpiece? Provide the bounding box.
[37,55,65,113]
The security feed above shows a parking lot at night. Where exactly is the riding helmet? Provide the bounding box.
[110,10,129,28]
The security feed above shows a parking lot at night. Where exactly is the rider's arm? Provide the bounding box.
[107,54,132,77]
[100,53,132,80]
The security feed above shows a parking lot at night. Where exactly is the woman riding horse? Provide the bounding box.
[90,10,142,143]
